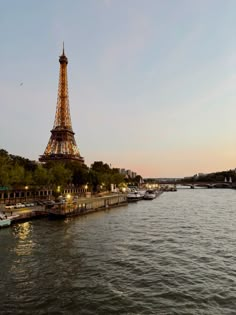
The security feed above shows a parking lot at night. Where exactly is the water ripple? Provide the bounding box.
[1,189,236,314]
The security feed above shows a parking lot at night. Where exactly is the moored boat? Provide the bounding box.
[127,191,143,202]
[0,217,11,228]
[0,212,20,227]
[143,190,156,200]
[0,213,11,228]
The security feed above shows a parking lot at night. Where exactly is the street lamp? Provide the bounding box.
[66,194,71,202]
[84,184,89,197]
[25,186,29,202]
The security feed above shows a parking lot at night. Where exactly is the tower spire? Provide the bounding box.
[62,41,65,56]
[39,48,84,164]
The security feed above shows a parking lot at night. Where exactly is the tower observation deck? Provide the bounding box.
[39,45,84,164]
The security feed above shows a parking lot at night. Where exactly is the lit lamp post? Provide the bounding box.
[84,184,88,197]
[66,194,71,203]
[25,186,29,202]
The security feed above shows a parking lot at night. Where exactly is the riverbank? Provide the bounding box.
[1,194,128,225]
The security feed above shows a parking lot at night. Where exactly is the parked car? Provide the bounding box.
[15,203,25,208]
[34,200,44,206]
[25,203,35,207]
[5,204,15,209]
[44,200,55,205]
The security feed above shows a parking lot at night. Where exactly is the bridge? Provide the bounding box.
[157,181,235,189]
[144,179,236,189]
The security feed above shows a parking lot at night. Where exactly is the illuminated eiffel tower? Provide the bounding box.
[39,45,84,164]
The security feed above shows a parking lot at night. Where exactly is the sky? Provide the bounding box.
[1,0,236,178]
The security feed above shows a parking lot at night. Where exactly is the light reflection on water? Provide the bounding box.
[13,222,35,256]
[0,189,236,314]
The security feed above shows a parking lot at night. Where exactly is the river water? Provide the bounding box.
[1,189,236,315]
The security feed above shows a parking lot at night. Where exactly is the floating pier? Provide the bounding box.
[1,194,128,224]
[4,207,48,224]
[47,194,128,218]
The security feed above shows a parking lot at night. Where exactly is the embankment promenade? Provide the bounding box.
[0,194,128,225]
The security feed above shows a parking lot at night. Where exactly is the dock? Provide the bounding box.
[2,206,48,223]
[1,194,128,224]
[46,194,128,218]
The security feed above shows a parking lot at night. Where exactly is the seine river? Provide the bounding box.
[1,189,236,315]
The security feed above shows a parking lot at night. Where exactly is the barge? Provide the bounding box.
[46,194,128,219]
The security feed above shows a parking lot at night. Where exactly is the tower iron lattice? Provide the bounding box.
[39,45,84,164]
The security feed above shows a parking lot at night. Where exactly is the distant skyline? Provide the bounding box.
[1,0,236,178]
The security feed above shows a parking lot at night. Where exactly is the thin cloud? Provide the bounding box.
[99,14,152,74]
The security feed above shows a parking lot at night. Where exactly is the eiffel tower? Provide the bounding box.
[39,45,84,164]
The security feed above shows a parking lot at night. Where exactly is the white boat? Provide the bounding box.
[143,190,156,200]
[137,189,146,197]
[0,212,19,228]
[127,191,143,202]
[0,213,11,228]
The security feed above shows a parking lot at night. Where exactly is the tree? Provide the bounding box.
[91,161,110,173]
[0,155,11,186]
[111,172,125,186]
[64,161,89,186]
[72,166,89,186]
[33,164,52,188]
[49,163,73,188]
[9,154,37,172]
[87,169,101,192]
[9,164,25,188]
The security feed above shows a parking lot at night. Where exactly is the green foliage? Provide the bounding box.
[0,149,9,157]
[91,161,110,173]
[72,166,89,186]
[33,164,52,188]
[0,155,11,186]
[65,161,89,186]
[24,170,33,186]
[181,170,236,183]
[88,161,126,192]
[9,164,25,187]
[112,172,125,185]
[88,169,100,192]
[48,162,73,188]
[0,149,139,193]
[9,154,37,172]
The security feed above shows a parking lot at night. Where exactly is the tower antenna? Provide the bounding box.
[62,41,65,55]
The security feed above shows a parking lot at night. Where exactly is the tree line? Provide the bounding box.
[0,149,142,193]
[180,170,236,183]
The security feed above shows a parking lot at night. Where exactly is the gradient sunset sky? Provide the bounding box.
[1,0,236,178]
